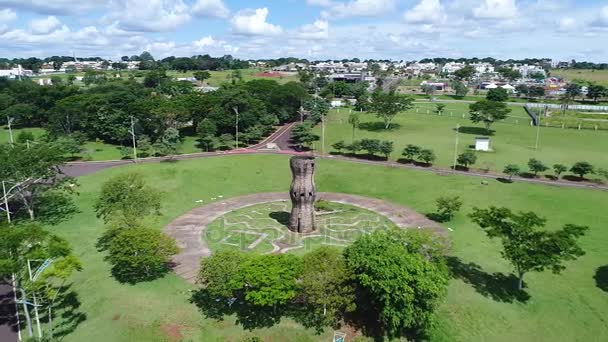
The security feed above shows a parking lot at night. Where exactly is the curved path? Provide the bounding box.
[164,192,445,283]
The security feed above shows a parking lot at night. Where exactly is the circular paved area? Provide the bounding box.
[164,192,445,283]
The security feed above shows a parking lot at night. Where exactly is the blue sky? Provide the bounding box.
[0,0,607,61]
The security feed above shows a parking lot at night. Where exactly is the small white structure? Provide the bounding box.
[475,137,490,151]
[330,99,343,107]
[501,84,515,93]
[485,83,498,89]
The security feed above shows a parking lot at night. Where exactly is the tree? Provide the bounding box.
[435,196,463,222]
[529,72,545,81]
[235,254,302,307]
[344,229,449,337]
[198,249,249,298]
[496,67,521,82]
[421,84,435,96]
[469,207,588,290]
[300,247,355,330]
[434,103,446,115]
[154,127,181,157]
[529,86,546,98]
[527,158,548,176]
[515,84,529,97]
[586,84,607,102]
[16,131,35,144]
[332,140,346,153]
[553,164,568,179]
[218,133,235,150]
[193,71,211,82]
[292,122,319,150]
[503,164,520,181]
[94,172,161,224]
[197,118,218,151]
[402,144,421,161]
[561,83,582,114]
[453,65,475,80]
[347,112,360,142]
[469,100,511,134]
[570,161,594,179]
[56,135,84,157]
[345,140,362,154]
[303,97,330,123]
[452,81,469,97]
[486,88,508,102]
[418,149,436,165]
[457,151,477,169]
[360,139,381,156]
[368,90,414,129]
[105,225,178,283]
[379,140,393,159]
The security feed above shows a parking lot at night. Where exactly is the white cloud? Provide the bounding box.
[109,0,190,32]
[306,0,332,6]
[0,9,17,33]
[404,0,446,24]
[592,6,608,27]
[230,8,282,36]
[322,0,397,20]
[297,19,329,40]
[0,0,104,15]
[558,17,577,31]
[192,0,230,18]
[193,35,220,48]
[29,16,62,35]
[473,0,518,19]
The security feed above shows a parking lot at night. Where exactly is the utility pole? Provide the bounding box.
[2,181,11,223]
[452,124,460,173]
[233,107,239,149]
[27,260,42,339]
[130,116,137,161]
[535,106,543,150]
[6,116,14,145]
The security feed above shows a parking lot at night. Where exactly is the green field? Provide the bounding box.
[206,201,396,255]
[316,105,608,175]
[552,69,608,87]
[35,154,608,341]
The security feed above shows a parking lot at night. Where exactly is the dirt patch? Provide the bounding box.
[112,314,121,321]
[161,323,184,342]
[255,71,283,78]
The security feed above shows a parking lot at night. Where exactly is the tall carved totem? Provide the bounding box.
[288,156,316,233]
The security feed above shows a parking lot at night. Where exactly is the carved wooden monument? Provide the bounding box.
[288,156,316,233]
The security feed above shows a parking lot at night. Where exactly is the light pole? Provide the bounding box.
[535,106,544,150]
[129,116,137,161]
[233,107,239,149]
[2,180,11,223]
[452,124,460,173]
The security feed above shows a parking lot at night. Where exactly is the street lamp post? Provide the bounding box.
[6,116,15,145]
[2,180,11,223]
[129,116,137,161]
[452,124,460,173]
[233,107,239,149]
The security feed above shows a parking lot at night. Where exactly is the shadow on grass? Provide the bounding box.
[519,172,536,179]
[456,126,494,136]
[595,265,608,292]
[562,175,585,182]
[269,211,290,226]
[426,212,448,223]
[497,178,514,184]
[396,158,432,167]
[447,257,530,303]
[358,122,402,132]
[34,190,80,225]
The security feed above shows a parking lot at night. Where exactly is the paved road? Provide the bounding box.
[0,281,18,342]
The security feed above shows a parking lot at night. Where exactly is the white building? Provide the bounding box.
[0,65,33,79]
[471,63,495,75]
[404,62,436,76]
[442,62,466,74]
[475,137,490,151]
[516,64,546,78]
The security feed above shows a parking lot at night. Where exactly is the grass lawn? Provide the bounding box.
[552,69,608,87]
[37,154,608,341]
[315,105,608,175]
[0,126,45,144]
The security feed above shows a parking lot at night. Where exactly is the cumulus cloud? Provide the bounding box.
[192,0,230,18]
[404,0,446,24]
[109,0,190,32]
[0,0,104,15]
[0,9,17,33]
[297,19,329,40]
[230,8,282,36]
[306,0,332,6]
[473,0,518,19]
[592,6,608,27]
[29,16,62,35]
[321,0,397,20]
[558,17,577,31]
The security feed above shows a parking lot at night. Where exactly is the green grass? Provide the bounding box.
[316,106,608,174]
[0,126,45,144]
[206,201,395,254]
[552,69,608,87]
[167,69,298,87]
[36,154,608,341]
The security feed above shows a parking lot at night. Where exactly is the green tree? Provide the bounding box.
[94,172,161,224]
[332,140,346,153]
[456,151,477,169]
[469,100,511,134]
[529,72,546,82]
[236,254,302,307]
[553,164,568,179]
[378,140,393,159]
[418,149,436,165]
[470,207,588,290]
[198,249,249,298]
[453,65,475,80]
[347,112,360,142]
[345,140,362,154]
[486,88,508,102]
[421,84,435,96]
[434,103,446,115]
[56,135,84,157]
[106,225,178,283]
[570,161,594,179]
[218,133,235,150]
[368,90,414,129]
[292,122,319,150]
[16,131,35,144]
[193,71,211,82]
[435,196,463,222]
[503,164,520,181]
[197,118,218,151]
[154,127,181,157]
[527,158,548,176]
[344,229,449,338]
[586,84,607,102]
[300,247,356,330]
[496,67,521,82]
[360,138,381,156]
[452,81,469,97]
[402,144,421,161]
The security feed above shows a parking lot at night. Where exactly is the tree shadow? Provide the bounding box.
[497,178,514,184]
[447,256,530,303]
[190,290,284,331]
[426,213,447,223]
[358,122,402,132]
[32,285,87,340]
[456,126,494,136]
[519,172,536,179]
[562,175,585,182]
[269,211,290,227]
[33,191,80,225]
[594,265,608,292]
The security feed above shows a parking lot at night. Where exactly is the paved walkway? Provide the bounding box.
[164,192,444,283]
